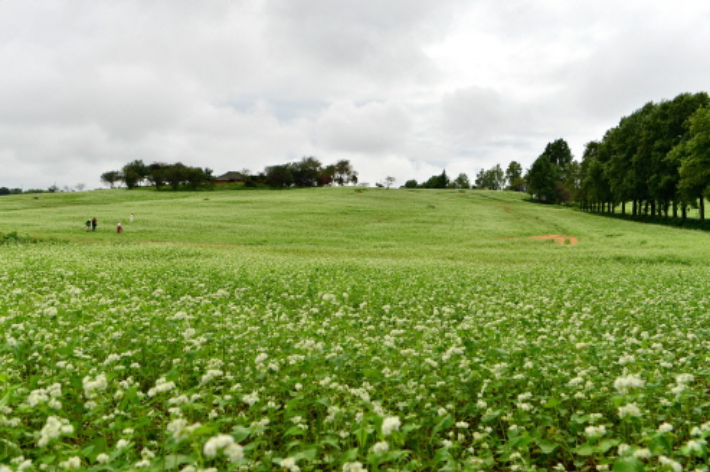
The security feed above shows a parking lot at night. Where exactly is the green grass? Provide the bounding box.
[2,187,709,264]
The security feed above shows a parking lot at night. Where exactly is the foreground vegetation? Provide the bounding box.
[1,188,709,472]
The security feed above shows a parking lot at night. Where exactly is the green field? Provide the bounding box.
[1,188,709,472]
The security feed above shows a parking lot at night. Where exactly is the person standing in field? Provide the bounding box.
[116,222,122,234]
[130,213,134,223]
[91,217,97,231]
[85,219,91,231]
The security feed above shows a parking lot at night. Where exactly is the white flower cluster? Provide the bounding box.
[148,377,176,397]
[342,462,368,472]
[82,373,108,399]
[167,418,202,442]
[27,383,62,409]
[382,416,401,436]
[613,374,645,394]
[203,434,244,462]
[38,416,74,447]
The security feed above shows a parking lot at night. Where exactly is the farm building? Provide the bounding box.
[214,171,246,185]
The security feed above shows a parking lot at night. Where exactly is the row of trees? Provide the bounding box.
[100,157,359,190]
[101,161,216,190]
[577,92,710,219]
[261,157,358,188]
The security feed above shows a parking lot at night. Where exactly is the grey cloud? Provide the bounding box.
[315,101,412,153]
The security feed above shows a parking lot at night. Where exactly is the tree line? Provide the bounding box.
[576,92,710,219]
[100,157,358,190]
[101,161,216,190]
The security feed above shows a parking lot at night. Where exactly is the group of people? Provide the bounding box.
[84,213,134,234]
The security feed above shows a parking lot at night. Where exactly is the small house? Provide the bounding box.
[215,172,246,185]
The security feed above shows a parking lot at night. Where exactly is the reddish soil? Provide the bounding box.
[530,234,579,246]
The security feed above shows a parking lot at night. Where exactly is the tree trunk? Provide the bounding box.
[673,201,677,219]
[650,200,656,216]
[700,197,705,221]
[622,201,626,215]
[682,205,687,220]
[632,200,637,216]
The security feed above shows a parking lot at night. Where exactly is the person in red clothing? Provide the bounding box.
[116,221,122,234]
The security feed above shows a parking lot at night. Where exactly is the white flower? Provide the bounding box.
[148,378,176,397]
[242,391,259,406]
[584,425,606,438]
[372,441,389,454]
[382,416,401,436]
[96,453,110,464]
[618,403,642,419]
[59,456,81,470]
[676,373,695,384]
[255,353,269,364]
[613,374,644,394]
[203,434,243,462]
[116,439,130,450]
[658,423,674,433]
[659,455,682,472]
[38,416,74,447]
[686,440,704,453]
[633,448,651,459]
[280,457,300,472]
[82,374,108,399]
[342,462,367,472]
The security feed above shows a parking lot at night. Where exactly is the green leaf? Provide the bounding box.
[432,416,455,436]
[575,444,595,456]
[283,426,306,437]
[613,457,644,472]
[292,448,317,462]
[537,440,558,454]
[598,438,620,453]
[231,426,251,443]
[341,448,359,462]
[543,397,560,409]
[164,454,191,470]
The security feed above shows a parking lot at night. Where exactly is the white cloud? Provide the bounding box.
[2,0,710,189]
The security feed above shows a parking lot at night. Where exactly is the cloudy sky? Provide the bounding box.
[2,0,710,190]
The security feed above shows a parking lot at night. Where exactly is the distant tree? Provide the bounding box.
[452,173,470,189]
[384,176,396,189]
[0,187,10,195]
[10,188,22,194]
[47,184,59,193]
[100,170,122,189]
[164,162,189,190]
[506,161,524,190]
[489,164,505,190]
[121,160,149,189]
[146,162,169,190]
[527,155,557,202]
[265,164,294,188]
[422,170,449,189]
[290,156,323,187]
[404,179,418,188]
[331,159,358,186]
[75,183,86,192]
[541,139,574,180]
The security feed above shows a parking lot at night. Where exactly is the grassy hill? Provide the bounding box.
[2,186,709,264]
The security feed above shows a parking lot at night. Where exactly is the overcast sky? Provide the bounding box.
[2,0,710,190]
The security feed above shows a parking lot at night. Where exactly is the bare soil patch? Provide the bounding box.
[530,234,579,246]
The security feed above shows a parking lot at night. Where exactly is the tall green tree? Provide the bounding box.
[121,160,149,189]
[677,107,710,220]
[505,161,524,191]
[526,155,557,203]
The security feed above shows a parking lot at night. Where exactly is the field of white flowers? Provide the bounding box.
[1,240,709,472]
